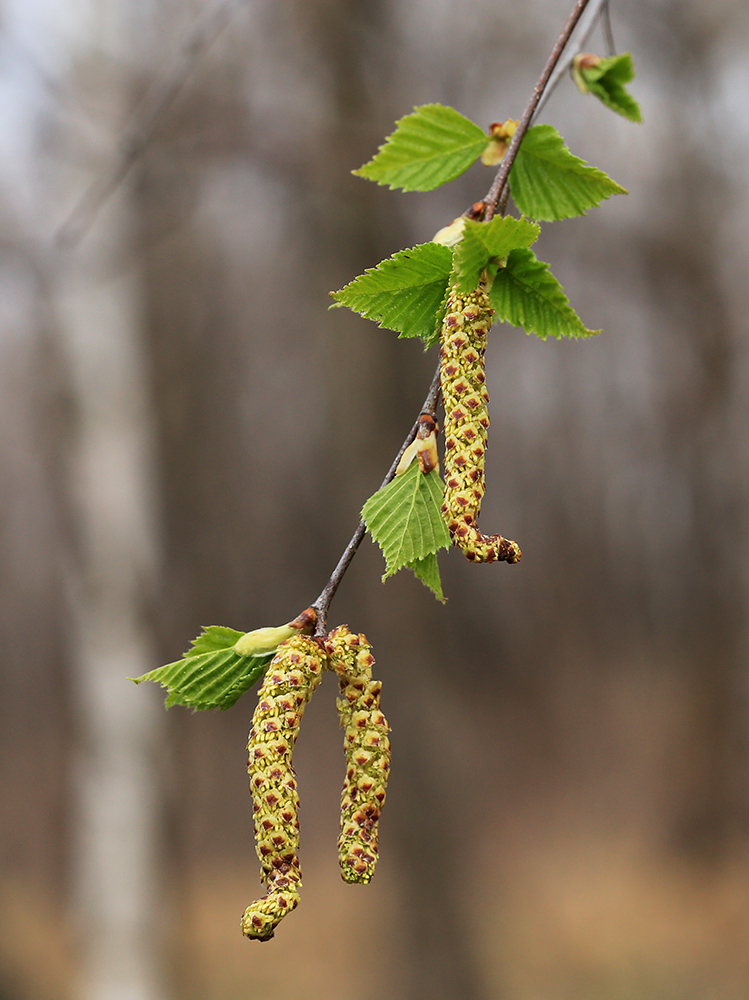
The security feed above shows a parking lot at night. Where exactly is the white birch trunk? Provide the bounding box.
[58,265,165,1000]
[0,0,169,996]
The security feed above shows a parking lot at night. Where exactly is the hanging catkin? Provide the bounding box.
[439,281,522,563]
[325,626,390,884]
[241,634,326,940]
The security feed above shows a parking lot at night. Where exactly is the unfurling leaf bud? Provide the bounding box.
[481,118,519,166]
[241,634,326,940]
[233,608,316,658]
[325,626,391,884]
[415,413,440,475]
[572,52,601,94]
[439,282,522,564]
[432,215,467,248]
[395,413,440,476]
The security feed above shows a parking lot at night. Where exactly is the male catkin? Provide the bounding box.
[439,281,521,563]
[241,634,326,940]
[325,626,390,884]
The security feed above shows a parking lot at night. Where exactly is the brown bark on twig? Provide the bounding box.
[483,0,600,221]
[312,0,603,629]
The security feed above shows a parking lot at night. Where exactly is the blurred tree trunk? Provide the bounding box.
[45,3,167,997]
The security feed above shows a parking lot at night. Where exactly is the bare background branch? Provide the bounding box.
[56,0,249,249]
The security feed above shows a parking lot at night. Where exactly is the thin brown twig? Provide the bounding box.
[533,0,610,121]
[312,0,609,633]
[312,363,442,636]
[483,0,596,222]
[56,0,247,250]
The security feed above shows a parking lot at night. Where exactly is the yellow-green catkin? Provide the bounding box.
[439,282,522,564]
[325,626,390,884]
[241,634,326,940]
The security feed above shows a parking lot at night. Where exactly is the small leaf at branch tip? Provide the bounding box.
[574,52,642,124]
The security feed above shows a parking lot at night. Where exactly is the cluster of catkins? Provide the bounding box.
[242,626,390,941]
[241,279,515,940]
[439,279,522,564]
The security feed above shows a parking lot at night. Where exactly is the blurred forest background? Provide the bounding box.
[2,0,749,998]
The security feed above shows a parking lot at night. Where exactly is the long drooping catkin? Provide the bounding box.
[241,635,325,940]
[439,282,521,564]
[325,626,390,884]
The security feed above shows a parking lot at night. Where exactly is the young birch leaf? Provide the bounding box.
[187,625,244,656]
[362,461,451,583]
[510,123,627,221]
[490,247,600,340]
[453,215,541,292]
[406,552,446,603]
[330,242,453,343]
[354,104,489,192]
[578,52,642,123]
[130,623,304,710]
[132,646,272,711]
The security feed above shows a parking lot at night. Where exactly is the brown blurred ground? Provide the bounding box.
[2,0,749,997]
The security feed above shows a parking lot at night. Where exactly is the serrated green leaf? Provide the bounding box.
[581,53,642,123]
[354,104,489,192]
[406,552,446,602]
[490,247,599,340]
[186,625,244,657]
[453,216,541,292]
[131,626,276,710]
[330,242,453,343]
[362,461,451,581]
[509,124,627,221]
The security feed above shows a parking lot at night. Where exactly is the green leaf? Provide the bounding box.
[362,461,451,584]
[406,552,446,603]
[330,242,453,343]
[186,625,244,656]
[453,216,540,292]
[131,626,276,710]
[580,53,642,123]
[354,104,489,192]
[490,247,599,340]
[509,124,627,221]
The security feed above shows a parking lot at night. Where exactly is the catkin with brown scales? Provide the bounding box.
[241,634,326,941]
[325,626,390,884]
[439,281,522,564]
